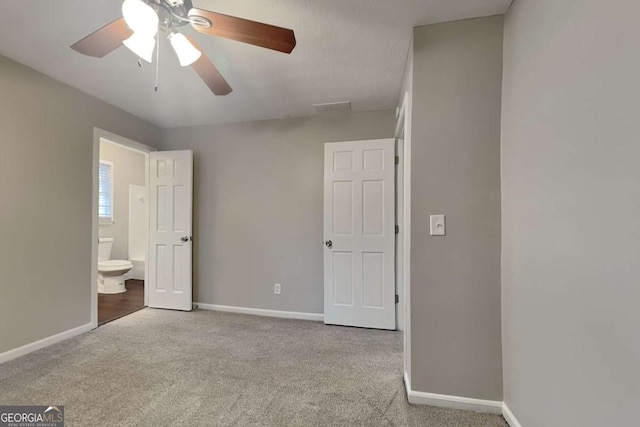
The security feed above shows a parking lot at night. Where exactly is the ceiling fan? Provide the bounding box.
[71,0,297,95]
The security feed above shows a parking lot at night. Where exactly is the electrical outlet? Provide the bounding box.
[274,283,281,295]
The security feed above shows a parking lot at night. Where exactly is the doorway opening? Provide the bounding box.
[91,129,152,327]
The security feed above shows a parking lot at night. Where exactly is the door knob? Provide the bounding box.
[181,236,192,242]
[325,240,333,249]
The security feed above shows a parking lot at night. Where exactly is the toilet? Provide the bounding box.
[98,237,133,294]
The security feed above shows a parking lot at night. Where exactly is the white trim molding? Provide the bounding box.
[196,303,324,322]
[403,371,503,414]
[502,403,523,427]
[403,370,412,394]
[0,323,93,365]
[398,89,412,384]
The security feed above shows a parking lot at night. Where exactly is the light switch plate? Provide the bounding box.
[430,215,445,236]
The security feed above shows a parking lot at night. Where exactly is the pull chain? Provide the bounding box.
[154,31,160,92]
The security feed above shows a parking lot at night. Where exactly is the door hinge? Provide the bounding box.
[395,156,399,165]
[395,295,399,304]
[395,225,399,234]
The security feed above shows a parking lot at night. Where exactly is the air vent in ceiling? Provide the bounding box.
[313,101,351,115]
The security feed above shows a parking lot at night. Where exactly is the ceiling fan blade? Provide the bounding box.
[188,8,296,54]
[71,18,132,58]
[187,37,232,96]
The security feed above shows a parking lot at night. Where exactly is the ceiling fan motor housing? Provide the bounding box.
[148,0,194,30]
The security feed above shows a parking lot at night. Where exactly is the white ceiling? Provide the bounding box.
[0,0,511,128]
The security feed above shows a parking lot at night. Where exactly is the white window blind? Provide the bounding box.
[99,160,114,221]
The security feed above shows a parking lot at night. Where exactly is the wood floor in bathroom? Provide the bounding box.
[98,279,145,325]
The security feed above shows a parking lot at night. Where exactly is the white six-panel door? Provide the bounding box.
[324,139,396,330]
[148,150,193,311]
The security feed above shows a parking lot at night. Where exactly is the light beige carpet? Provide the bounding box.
[0,309,507,426]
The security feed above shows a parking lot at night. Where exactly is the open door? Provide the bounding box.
[323,139,396,329]
[148,150,193,311]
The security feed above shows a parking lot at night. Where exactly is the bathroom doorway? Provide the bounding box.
[92,129,152,326]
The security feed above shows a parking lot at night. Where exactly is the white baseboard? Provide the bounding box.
[196,303,324,322]
[129,268,145,281]
[403,370,412,395]
[0,322,93,365]
[403,370,502,414]
[502,403,523,427]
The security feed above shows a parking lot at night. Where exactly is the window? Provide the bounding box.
[99,160,114,222]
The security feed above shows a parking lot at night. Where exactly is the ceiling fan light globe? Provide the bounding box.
[123,33,156,63]
[122,0,159,37]
[169,33,202,67]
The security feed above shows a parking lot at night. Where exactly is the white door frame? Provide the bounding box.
[395,135,404,332]
[90,127,155,329]
[395,91,412,383]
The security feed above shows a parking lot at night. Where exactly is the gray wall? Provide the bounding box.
[0,54,161,354]
[99,141,146,260]
[410,16,503,400]
[160,111,396,314]
[502,0,640,425]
